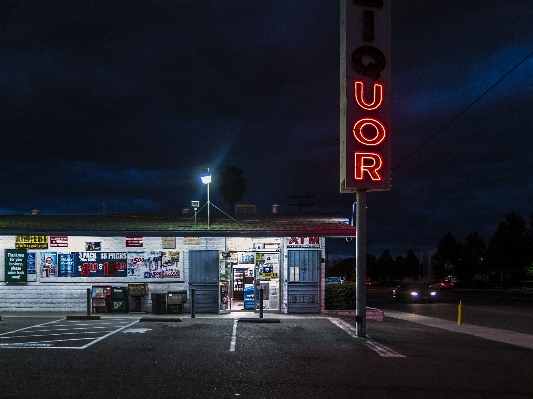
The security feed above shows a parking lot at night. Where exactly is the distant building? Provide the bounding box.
[415,249,437,282]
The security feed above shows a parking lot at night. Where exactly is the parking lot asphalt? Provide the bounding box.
[2,308,533,351]
[1,310,533,398]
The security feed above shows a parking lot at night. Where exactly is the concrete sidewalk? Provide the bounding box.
[385,309,533,350]
[0,310,307,319]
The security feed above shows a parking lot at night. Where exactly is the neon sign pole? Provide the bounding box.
[340,0,391,337]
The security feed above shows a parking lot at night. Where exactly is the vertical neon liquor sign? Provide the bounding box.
[339,0,391,337]
[340,0,391,192]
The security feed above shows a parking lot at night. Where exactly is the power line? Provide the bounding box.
[288,194,314,212]
[393,48,533,171]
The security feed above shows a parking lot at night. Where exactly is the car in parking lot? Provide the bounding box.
[393,283,438,302]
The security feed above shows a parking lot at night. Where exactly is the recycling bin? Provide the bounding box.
[110,286,128,313]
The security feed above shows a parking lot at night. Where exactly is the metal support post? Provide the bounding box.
[259,287,264,319]
[356,189,367,337]
[87,288,91,315]
[191,288,195,318]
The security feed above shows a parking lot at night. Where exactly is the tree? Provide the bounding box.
[487,211,530,286]
[327,257,356,281]
[219,165,246,213]
[366,253,378,283]
[461,231,487,286]
[431,232,461,280]
[404,249,421,282]
[376,249,395,284]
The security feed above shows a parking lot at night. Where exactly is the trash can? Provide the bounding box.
[151,293,167,315]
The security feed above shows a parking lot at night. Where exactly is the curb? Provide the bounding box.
[139,317,183,322]
[66,315,102,320]
[322,307,384,321]
[238,318,281,323]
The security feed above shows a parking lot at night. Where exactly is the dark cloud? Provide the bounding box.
[1,0,532,257]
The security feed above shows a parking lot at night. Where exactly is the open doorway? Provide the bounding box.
[229,251,279,312]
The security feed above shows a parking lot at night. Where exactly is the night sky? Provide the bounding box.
[1,1,532,257]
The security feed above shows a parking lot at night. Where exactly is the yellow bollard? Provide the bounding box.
[457,300,463,325]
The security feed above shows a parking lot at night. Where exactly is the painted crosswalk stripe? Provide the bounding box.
[329,317,405,358]
[229,318,238,352]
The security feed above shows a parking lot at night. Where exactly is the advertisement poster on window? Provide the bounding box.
[27,252,37,281]
[162,251,181,278]
[85,242,101,251]
[76,252,127,277]
[15,236,48,249]
[5,249,27,283]
[40,252,58,278]
[50,236,68,247]
[162,237,176,249]
[127,251,162,278]
[59,253,75,277]
[126,236,143,247]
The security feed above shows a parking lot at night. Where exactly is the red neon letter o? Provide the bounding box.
[353,118,386,146]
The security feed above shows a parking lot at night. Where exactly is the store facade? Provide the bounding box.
[0,213,355,314]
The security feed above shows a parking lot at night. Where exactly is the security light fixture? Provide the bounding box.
[200,173,211,184]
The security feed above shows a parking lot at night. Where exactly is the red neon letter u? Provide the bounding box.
[354,80,383,111]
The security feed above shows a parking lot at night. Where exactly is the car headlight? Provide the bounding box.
[430,291,437,296]
[410,291,418,297]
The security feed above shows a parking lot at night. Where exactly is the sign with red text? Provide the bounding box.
[126,236,144,247]
[127,251,162,278]
[50,236,68,247]
[340,0,391,192]
[287,237,321,248]
[76,252,127,278]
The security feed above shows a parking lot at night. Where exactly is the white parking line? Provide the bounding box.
[0,319,60,336]
[329,317,405,358]
[229,318,238,352]
[79,319,139,349]
[0,318,140,349]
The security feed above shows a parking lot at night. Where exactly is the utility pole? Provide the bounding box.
[288,194,314,212]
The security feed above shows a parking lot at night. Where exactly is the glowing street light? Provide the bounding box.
[200,168,211,229]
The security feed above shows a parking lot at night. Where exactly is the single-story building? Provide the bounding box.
[0,211,356,314]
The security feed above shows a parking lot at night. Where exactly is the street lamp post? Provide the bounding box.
[200,168,212,229]
[191,200,199,228]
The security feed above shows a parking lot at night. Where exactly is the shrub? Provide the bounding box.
[325,282,356,310]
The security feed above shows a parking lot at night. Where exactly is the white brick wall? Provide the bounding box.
[0,235,226,312]
[0,235,323,313]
